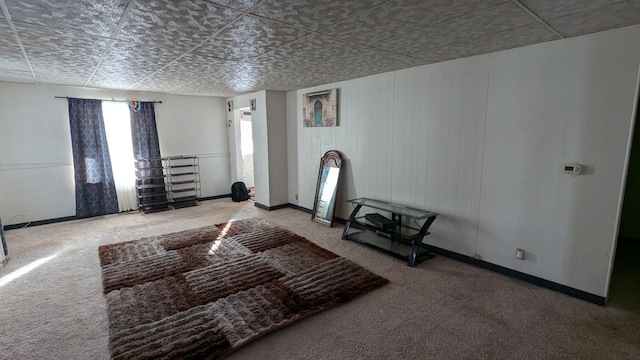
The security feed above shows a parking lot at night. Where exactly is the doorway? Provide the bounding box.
[610,90,640,310]
[239,109,255,199]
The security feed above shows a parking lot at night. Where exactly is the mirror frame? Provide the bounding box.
[311,150,343,227]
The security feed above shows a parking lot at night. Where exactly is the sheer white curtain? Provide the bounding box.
[102,101,138,211]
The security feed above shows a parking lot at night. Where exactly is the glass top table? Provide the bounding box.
[346,198,437,220]
[342,198,438,267]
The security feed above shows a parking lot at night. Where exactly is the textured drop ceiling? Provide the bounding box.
[1,0,639,97]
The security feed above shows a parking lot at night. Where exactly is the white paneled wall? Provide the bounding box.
[479,26,640,296]
[288,25,640,298]
[391,59,490,256]
[291,58,490,256]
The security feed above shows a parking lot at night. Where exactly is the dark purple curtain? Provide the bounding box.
[131,102,167,205]
[68,98,119,218]
[131,102,162,159]
[0,215,6,256]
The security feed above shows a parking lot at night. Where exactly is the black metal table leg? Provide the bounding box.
[407,215,437,267]
[342,204,362,240]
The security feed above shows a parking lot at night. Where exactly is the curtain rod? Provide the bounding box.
[54,96,162,104]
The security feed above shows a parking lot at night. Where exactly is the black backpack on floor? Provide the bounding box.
[231,181,250,202]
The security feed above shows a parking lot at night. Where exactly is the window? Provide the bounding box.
[102,101,138,211]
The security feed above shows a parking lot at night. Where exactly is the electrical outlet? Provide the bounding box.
[515,248,526,260]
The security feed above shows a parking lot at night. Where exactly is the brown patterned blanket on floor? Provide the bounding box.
[98,217,388,359]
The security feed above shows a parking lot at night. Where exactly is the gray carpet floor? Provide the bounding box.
[0,198,639,359]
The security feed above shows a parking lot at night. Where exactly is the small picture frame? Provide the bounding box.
[303,88,338,127]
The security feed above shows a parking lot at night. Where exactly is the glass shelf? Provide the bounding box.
[347,198,437,220]
[342,198,438,267]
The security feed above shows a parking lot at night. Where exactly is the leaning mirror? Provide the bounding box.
[312,150,342,227]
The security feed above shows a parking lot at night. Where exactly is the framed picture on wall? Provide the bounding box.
[303,88,338,127]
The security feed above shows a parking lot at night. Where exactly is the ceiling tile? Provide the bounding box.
[485,22,560,51]
[201,59,270,84]
[2,0,640,96]
[16,24,108,79]
[84,76,132,90]
[0,21,29,72]
[249,75,324,91]
[178,58,272,93]
[320,0,508,44]
[225,65,271,92]
[202,0,262,11]
[140,52,273,91]
[547,1,640,37]
[263,34,423,83]
[169,55,331,93]
[4,0,128,37]
[194,15,311,60]
[249,0,387,31]
[419,38,493,64]
[35,73,90,87]
[240,67,322,91]
[171,76,239,97]
[520,0,630,20]
[117,0,242,52]
[129,69,202,93]
[333,47,424,77]
[421,23,559,64]
[162,52,240,74]
[376,2,535,56]
[88,41,185,89]
[265,34,365,70]
[132,54,260,92]
[270,34,358,59]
